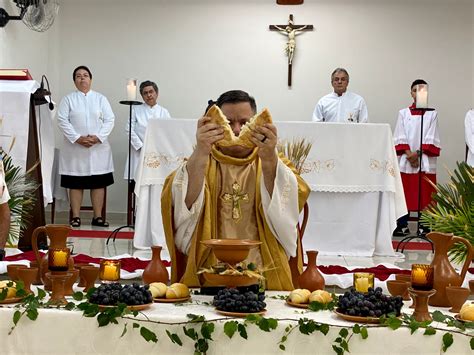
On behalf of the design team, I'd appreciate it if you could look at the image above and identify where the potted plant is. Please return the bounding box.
[420,161,474,263]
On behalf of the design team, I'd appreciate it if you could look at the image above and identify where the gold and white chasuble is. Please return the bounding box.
[161,147,310,290]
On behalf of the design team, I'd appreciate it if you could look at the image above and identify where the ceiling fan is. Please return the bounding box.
[0,0,59,32]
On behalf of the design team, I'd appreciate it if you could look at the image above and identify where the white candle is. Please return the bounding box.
[416,84,428,109]
[126,79,137,101]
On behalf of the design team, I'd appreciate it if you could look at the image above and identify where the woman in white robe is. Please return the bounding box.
[57,66,115,227]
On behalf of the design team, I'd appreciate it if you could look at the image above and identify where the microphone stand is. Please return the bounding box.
[396,108,435,253]
[106,100,142,244]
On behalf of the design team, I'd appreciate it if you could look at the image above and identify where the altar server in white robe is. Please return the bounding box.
[0,159,10,261]
[465,109,474,167]
[393,79,441,236]
[161,90,310,290]
[312,68,368,123]
[124,80,171,181]
[57,66,115,228]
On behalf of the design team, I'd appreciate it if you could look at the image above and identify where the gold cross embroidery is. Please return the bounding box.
[221,182,249,221]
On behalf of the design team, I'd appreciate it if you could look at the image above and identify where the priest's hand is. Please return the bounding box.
[251,123,278,196]
[195,116,224,157]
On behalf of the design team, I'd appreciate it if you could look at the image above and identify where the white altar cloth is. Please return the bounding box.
[0,291,472,355]
[134,120,407,256]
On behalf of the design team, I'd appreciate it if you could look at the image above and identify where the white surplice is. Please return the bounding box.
[393,108,440,174]
[171,158,300,258]
[57,90,115,176]
[124,103,170,180]
[312,91,368,123]
[465,110,474,167]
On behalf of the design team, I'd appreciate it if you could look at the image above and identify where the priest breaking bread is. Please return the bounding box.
[161,90,310,290]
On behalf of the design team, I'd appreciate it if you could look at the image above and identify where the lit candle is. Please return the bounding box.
[411,268,426,284]
[48,248,70,271]
[411,264,434,290]
[99,260,120,282]
[415,84,428,109]
[353,272,374,293]
[126,79,137,101]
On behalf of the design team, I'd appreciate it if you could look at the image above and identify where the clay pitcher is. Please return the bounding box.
[427,232,474,307]
[298,250,325,292]
[31,224,75,290]
[142,246,169,284]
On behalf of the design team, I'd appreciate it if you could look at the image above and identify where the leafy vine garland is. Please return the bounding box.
[1,286,474,355]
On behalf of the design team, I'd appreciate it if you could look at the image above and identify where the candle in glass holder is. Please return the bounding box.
[126,78,137,101]
[415,84,428,109]
[353,272,374,293]
[48,248,70,272]
[411,264,434,290]
[99,260,121,282]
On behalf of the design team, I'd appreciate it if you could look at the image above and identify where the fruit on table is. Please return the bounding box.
[337,287,403,317]
[0,280,17,299]
[288,288,311,304]
[149,282,167,298]
[213,286,266,313]
[459,302,474,321]
[165,283,189,299]
[309,290,333,304]
[88,283,153,306]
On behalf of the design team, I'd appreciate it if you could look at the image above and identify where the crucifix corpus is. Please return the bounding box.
[269,14,313,87]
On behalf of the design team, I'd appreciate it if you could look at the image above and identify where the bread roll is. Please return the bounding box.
[309,290,332,304]
[206,105,273,148]
[149,282,167,298]
[460,303,474,321]
[166,283,190,299]
[0,280,17,299]
[288,288,311,304]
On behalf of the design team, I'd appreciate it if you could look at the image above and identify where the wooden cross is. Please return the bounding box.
[269,14,313,86]
[221,182,249,221]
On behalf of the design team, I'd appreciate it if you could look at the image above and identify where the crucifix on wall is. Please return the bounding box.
[269,14,313,87]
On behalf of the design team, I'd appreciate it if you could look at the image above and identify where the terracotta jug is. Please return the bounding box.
[142,246,169,284]
[427,232,474,307]
[298,250,325,292]
[31,224,75,290]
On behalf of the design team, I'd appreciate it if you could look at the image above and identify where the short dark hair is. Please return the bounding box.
[331,68,349,81]
[73,66,92,80]
[139,80,159,95]
[215,90,257,113]
[411,79,427,90]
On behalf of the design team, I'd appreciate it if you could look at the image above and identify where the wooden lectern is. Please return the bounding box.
[0,69,47,250]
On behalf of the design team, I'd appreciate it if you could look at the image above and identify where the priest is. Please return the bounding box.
[312,68,368,123]
[161,90,310,290]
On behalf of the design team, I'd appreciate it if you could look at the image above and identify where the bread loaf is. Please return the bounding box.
[149,282,167,298]
[288,288,311,304]
[309,290,332,304]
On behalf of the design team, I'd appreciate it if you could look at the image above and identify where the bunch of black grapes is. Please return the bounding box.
[88,283,152,306]
[337,287,403,317]
[213,285,266,313]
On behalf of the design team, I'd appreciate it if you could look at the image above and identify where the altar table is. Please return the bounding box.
[0,291,471,354]
[134,120,407,257]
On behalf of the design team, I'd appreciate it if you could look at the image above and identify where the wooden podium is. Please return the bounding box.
[0,70,47,250]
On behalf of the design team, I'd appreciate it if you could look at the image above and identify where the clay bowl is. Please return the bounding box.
[387,280,410,301]
[74,263,91,287]
[17,267,39,294]
[29,261,43,285]
[201,239,262,265]
[446,286,470,313]
[395,273,411,283]
[6,264,27,281]
[63,269,80,296]
[81,266,99,292]
[201,272,259,287]
[469,280,474,295]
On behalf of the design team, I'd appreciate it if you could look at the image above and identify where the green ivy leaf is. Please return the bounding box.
[201,322,215,340]
[470,337,474,350]
[423,327,436,336]
[279,344,286,351]
[360,327,368,339]
[432,311,447,323]
[332,345,344,355]
[187,313,205,322]
[140,326,158,343]
[442,333,453,352]
[298,319,317,335]
[340,339,349,352]
[65,302,76,311]
[385,317,402,330]
[166,330,183,346]
[196,338,209,353]
[238,323,248,339]
[16,289,27,298]
[408,321,419,334]
[97,313,110,327]
[0,288,7,301]
[339,328,349,338]
[224,321,238,338]
[120,324,127,338]
[258,317,278,332]
[26,308,38,321]
[352,324,360,334]
[319,323,330,336]
[72,292,84,301]
[133,323,140,329]
[13,310,21,325]
[37,288,47,299]
[183,326,198,340]
[245,314,260,323]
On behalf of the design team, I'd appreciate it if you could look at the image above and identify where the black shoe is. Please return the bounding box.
[418,225,431,236]
[393,226,410,237]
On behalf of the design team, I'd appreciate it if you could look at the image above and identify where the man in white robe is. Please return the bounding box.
[0,159,10,260]
[124,80,171,180]
[465,109,474,167]
[161,90,310,290]
[312,68,368,123]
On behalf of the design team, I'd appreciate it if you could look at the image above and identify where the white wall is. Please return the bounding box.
[2,0,473,213]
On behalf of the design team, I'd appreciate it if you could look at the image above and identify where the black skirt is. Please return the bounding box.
[60,172,114,190]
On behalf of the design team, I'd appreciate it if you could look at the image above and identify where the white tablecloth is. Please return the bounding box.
[134,120,407,256]
[0,291,472,354]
